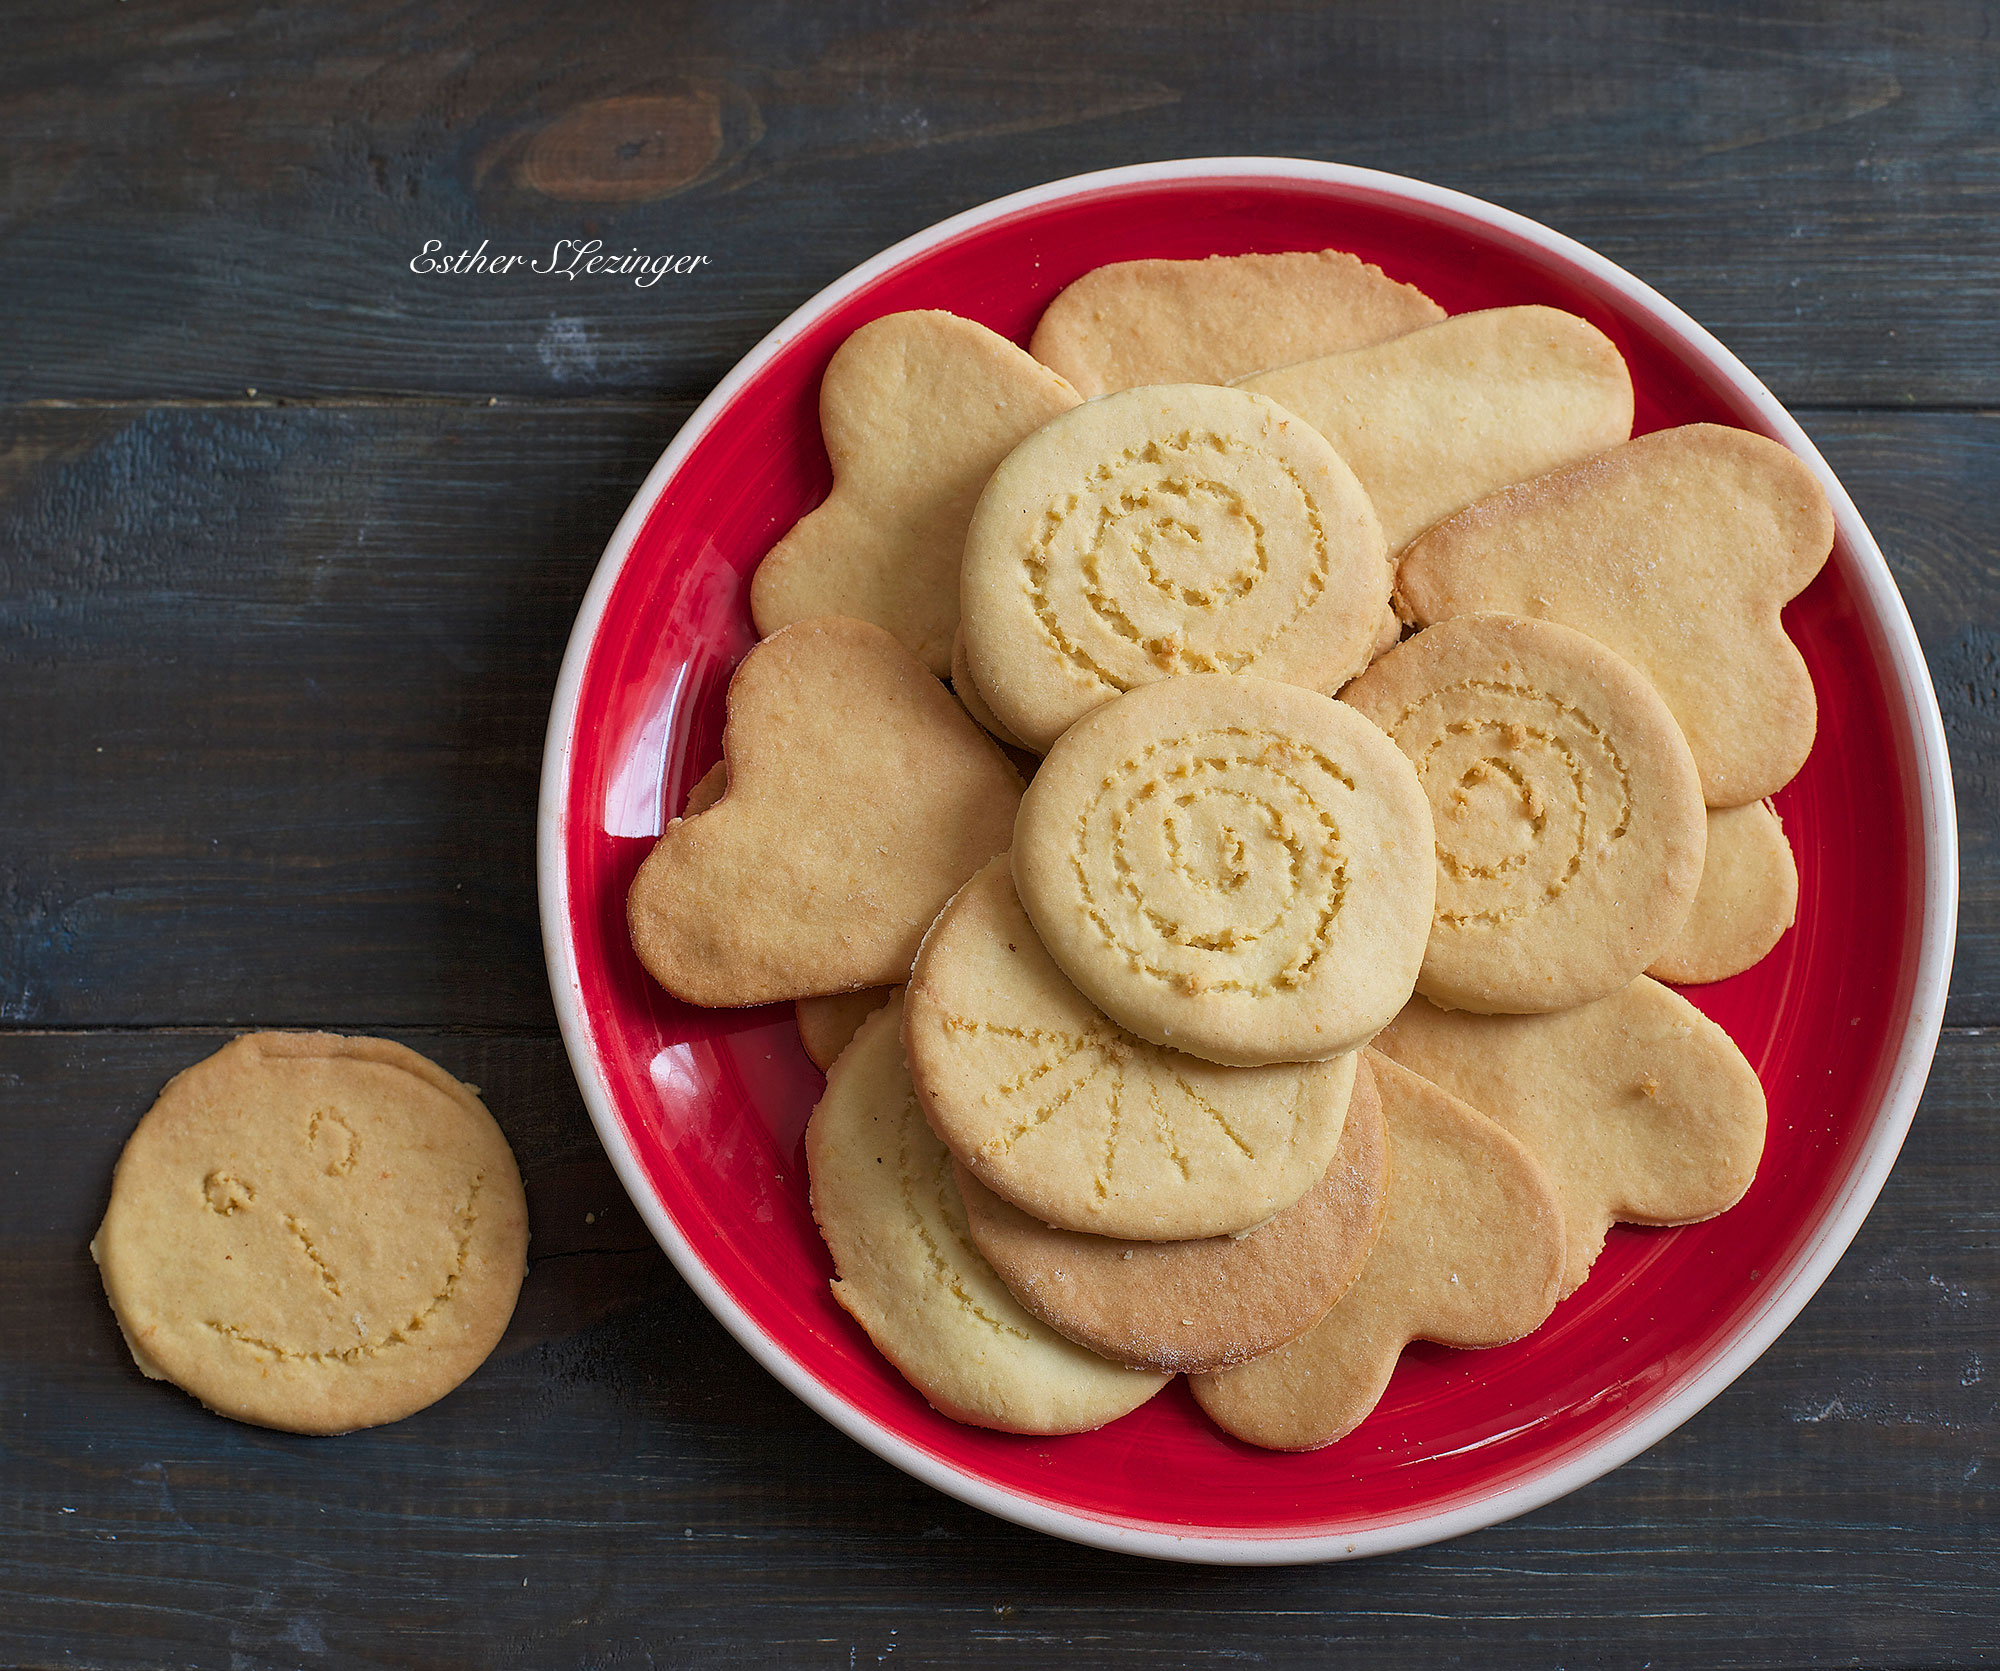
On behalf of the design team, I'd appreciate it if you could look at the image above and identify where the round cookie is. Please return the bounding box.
[90,1032,529,1435]
[955,1053,1388,1373]
[1011,674,1436,1067]
[1342,613,1707,1014]
[960,383,1390,752]
[806,997,1168,1433]
[905,856,1361,1239]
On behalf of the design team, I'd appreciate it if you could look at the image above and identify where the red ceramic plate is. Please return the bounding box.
[537,160,1957,1562]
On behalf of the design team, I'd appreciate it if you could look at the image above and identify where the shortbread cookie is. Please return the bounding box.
[1191,1051,1563,1451]
[950,623,1027,751]
[750,311,1081,674]
[1395,424,1836,806]
[956,1053,1387,1372]
[960,384,1390,752]
[628,617,1023,1007]
[1013,674,1434,1066]
[796,988,892,1072]
[1374,982,1767,1297]
[905,856,1360,1238]
[1239,306,1634,554]
[1029,250,1444,398]
[91,1033,529,1435]
[1648,800,1799,984]
[681,760,727,819]
[806,998,1168,1432]
[1342,613,1707,1014]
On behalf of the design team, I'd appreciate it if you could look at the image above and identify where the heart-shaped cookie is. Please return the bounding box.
[1239,305,1634,555]
[749,310,1081,676]
[1190,1050,1563,1451]
[1373,981,1768,1297]
[627,616,1023,1007]
[796,987,892,1073]
[1648,800,1799,985]
[1029,249,1444,397]
[1394,423,1835,807]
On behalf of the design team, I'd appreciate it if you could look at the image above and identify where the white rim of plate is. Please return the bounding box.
[536,157,1959,1565]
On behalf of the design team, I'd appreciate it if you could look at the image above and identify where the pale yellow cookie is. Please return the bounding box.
[91,1033,529,1435]
[1342,613,1707,1014]
[806,997,1168,1433]
[627,616,1023,1007]
[905,856,1360,1239]
[1029,250,1444,397]
[955,1053,1387,1372]
[960,384,1390,753]
[1395,424,1835,806]
[1239,305,1634,554]
[1374,982,1768,1297]
[950,622,1027,751]
[750,310,1081,674]
[796,988,892,1072]
[681,760,727,818]
[1648,800,1799,984]
[1013,675,1435,1066]
[1190,1050,1563,1451]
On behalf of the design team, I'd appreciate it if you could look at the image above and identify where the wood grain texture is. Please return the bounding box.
[0,0,1995,406]
[0,1026,1990,1668]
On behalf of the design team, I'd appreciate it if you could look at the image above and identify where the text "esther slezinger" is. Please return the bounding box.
[410,239,712,289]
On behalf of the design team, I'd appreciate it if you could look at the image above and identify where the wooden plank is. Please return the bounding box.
[1,405,1991,1032]
[0,1024,1990,1666]
[0,0,1994,407]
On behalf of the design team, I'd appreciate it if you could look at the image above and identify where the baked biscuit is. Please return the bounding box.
[1648,800,1798,984]
[950,623,1027,751]
[1013,675,1435,1066]
[1342,613,1707,1014]
[1029,250,1444,397]
[1190,1051,1563,1451]
[750,310,1081,674]
[627,617,1023,1007]
[91,1033,529,1435]
[955,1053,1387,1372]
[796,988,892,1072]
[1395,424,1835,806]
[807,998,1169,1432]
[904,857,1359,1239]
[1374,982,1768,1297]
[1239,305,1633,554]
[960,384,1389,752]
[681,760,727,818]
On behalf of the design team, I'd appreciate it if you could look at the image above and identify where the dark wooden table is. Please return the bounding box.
[3,3,1994,1665]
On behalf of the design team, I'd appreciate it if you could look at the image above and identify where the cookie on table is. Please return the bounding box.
[1395,423,1836,807]
[1190,1050,1563,1452]
[1029,249,1444,397]
[905,856,1361,1239]
[627,616,1023,1007]
[807,997,1169,1433]
[955,1052,1388,1373]
[750,310,1081,675]
[90,1033,529,1435]
[960,383,1390,753]
[1648,800,1799,984]
[796,987,892,1073]
[1239,305,1634,554]
[1342,613,1707,1014]
[1373,982,1767,1297]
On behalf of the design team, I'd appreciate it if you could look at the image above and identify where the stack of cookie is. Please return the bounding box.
[626,248,1831,1450]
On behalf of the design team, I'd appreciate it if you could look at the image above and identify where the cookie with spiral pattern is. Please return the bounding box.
[1011,674,1435,1067]
[960,384,1390,753]
[806,997,1168,1433]
[1343,613,1707,1014]
[905,856,1360,1239]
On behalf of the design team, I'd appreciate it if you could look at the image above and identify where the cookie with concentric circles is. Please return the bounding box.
[905,856,1359,1239]
[961,384,1390,752]
[1342,613,1707,1014]
[1011,674,1435,1067]
[954,1053,1387,1373]
[90,1032,529,1435]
